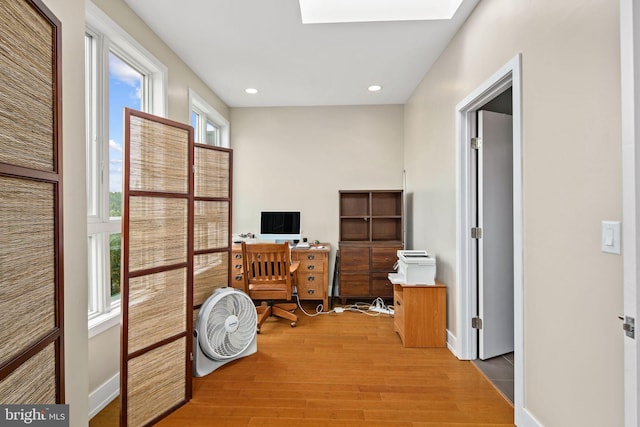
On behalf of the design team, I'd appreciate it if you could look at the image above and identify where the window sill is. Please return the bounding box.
[88,309,120,339]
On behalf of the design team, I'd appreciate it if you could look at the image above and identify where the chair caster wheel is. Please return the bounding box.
[290,322,296,328]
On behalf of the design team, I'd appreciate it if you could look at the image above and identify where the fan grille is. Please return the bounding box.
[198,289,257,360]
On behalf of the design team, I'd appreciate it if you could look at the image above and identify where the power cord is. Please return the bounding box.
[368,297,395,315]
[294,293,332,316]
[295,294,394,317]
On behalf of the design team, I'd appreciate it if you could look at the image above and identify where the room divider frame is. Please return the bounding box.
[0,0,64,405]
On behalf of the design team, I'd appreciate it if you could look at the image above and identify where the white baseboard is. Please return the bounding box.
[446,329,458,357]
[516,406,544,427]
[89,373,119,419]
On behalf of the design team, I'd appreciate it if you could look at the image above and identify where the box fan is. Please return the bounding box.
[193,287,258,377]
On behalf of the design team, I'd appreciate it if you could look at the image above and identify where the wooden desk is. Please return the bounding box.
[231,243,331,311]
[393,283,446,348]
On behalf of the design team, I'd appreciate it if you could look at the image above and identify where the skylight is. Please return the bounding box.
[299,0,464,24]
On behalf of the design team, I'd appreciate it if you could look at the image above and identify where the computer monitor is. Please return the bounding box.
[259,211,301,243]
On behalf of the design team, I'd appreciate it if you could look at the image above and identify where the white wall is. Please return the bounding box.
[39,0,89,425]
[404,0,623,425]
[230,105,404,292]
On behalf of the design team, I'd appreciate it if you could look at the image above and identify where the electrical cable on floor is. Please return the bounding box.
[294,293,331,316]
[295,294,393,317]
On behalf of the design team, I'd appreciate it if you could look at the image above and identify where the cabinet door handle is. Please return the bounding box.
[307,254,315,260]
[307,289,315,295]
[234,254,242,259]
[234,264,242,269]
[396,300,401,306]
[307,275,315,281]
[235,275,243,281]
[307,265,315,270]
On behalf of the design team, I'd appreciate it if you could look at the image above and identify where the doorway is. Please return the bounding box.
[470,90,515,402]
[455,54,531,425]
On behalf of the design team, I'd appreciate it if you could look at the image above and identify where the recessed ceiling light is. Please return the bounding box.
[299,0,464,24]
[368,85,382,92]
[245,88,259,94]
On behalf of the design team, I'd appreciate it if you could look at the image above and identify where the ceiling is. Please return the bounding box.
[123,0,479,108]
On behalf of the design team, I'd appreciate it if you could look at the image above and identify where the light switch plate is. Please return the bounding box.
[601,220,621,254]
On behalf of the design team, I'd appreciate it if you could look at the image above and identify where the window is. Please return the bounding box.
[86,3,167,333]
[190,89,230,147]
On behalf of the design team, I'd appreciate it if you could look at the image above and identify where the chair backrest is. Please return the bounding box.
[241,242,292,300]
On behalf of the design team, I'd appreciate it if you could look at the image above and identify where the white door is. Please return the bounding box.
[477,110,514,360]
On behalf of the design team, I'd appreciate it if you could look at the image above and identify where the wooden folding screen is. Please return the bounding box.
[0,0,63,404]
[193,144,232,322]
[121,109,193,426]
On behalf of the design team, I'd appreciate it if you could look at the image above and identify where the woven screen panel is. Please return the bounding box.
[129,115,189,194]
[0,0,54,172]
[127,337,186,427]
[194,147,229,199]
[129,196,188,272]
[0,342,56,403]
[194,200,229,251]
[127,268,187,355]
[193,252,228,306]
[0,177,55,367]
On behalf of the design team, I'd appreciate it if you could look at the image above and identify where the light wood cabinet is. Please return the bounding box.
[291,245,330,311]
[230,247,245,290]
[393,283,447,348]
[231,243,330,311]
[338,190,403,303]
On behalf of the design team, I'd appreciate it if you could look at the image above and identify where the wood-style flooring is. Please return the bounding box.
[90,303,514,426]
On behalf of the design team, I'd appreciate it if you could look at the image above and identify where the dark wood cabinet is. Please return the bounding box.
[338,190,403,303]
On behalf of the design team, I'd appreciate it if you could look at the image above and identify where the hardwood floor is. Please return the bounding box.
[90,303,514,426]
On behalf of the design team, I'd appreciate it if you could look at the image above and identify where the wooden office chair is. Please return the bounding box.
[241,242,299,332]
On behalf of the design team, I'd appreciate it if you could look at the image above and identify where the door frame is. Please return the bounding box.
[621,1,639,425]
[455,54,539,426]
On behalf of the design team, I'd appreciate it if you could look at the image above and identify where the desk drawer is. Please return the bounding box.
[393,285,404,334]
[298,260,324,272]
[297,276,324,299]
[232,260,243,272]
[298,271,325,286]
[298,252,324,261]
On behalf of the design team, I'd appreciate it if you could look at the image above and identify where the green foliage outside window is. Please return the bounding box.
[110,191,122,217]
[110,233,121,298]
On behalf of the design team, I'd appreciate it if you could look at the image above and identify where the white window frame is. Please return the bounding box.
[86,2,167,336]
[189,89,230,148]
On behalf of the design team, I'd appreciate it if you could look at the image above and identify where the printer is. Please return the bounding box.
[388,250,436,285]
